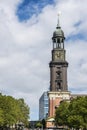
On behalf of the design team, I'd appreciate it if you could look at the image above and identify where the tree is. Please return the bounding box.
[0,95,20,126]
[55,96,87,130]
[67,115,84,129]
[0,108,4,126]
[68,96,87,129]
[17,98,29,126]
[0,94,30,129]
[55,101,69,127]
[35,121,42,128]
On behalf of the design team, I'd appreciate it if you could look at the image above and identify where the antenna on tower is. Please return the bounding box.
[57,11,61,28]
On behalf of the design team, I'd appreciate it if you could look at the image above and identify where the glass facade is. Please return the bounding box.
[39,92,49,120]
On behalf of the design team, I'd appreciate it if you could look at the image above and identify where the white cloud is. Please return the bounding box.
[66,40,87,92]
[0,0,87,120]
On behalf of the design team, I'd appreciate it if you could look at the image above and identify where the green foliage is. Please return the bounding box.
[55,101,69,126]
[0,108,4,126]
[67,115,84,129]
[68,97,87,129]
[17,98,29,126]
[55,96,87,129]
[35,121,42,128]
[0,94,30,128]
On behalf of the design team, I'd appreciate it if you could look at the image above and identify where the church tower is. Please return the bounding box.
[50,15,68,92]
[47,14,71,122]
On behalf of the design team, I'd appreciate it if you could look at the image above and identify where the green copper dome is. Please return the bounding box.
[52,13,65,49]
[53,26,65,38]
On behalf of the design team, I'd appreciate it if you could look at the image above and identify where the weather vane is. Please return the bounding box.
[57,11,61,27]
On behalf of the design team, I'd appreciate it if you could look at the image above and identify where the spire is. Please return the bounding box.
[57,11,61,28]
[52,12,65,49]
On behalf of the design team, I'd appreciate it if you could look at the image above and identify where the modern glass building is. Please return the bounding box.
[39,92,49,120]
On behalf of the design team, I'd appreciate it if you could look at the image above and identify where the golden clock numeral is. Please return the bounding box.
[61,53,64,60]
[56,52,60,57]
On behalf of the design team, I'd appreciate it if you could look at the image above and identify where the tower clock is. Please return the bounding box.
[53,49,65,61]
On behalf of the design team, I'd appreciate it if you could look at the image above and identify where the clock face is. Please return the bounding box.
[54,51,64,61]
[55,52,60,59]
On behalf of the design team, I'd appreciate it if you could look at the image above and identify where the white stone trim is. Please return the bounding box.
[48,91,71,100]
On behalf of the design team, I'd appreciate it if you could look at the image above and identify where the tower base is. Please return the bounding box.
[46,91,71,128]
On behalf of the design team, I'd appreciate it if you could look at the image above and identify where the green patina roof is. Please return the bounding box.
[53,26,64,38]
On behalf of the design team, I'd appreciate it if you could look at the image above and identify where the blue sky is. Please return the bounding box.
[0,0,87,121]
[17,0,54,21]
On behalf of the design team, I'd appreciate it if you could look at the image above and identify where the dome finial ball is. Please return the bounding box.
[58,11,61,16]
